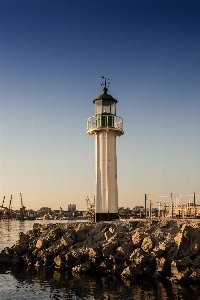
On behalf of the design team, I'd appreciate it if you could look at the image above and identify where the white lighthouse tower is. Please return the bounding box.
[87,77,124,222]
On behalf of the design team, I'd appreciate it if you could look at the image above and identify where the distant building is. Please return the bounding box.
[27,210,36,220]
[68,204,76,212]
[39,207,52,213]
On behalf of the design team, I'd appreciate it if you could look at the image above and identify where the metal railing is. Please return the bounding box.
[87,115,123,132]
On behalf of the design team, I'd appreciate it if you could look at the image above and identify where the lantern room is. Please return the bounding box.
[93,87,117,116]
[93,84,118,128]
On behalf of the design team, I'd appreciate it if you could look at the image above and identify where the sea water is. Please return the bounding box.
[0,220,200,300]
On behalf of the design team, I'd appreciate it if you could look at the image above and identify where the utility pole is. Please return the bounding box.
[149,199,153,218]
[171,193,173,218]
[144,194,148,219]
[194,192,196,219]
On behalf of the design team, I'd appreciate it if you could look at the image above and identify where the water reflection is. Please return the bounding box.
[0,220,13,247]
[0,266,199,300]
[18,220,26,233]
[3,220,12,231]
[0,219,88,252]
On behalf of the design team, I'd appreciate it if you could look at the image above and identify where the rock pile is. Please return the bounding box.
[1,219,200,283]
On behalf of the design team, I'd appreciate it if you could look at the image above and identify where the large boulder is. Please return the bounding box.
[141,235,155,253]
[36,238,49,250]
[54,255,66,269]
[0,253,13,265]
[76,229,88,242]
[65,247,89,268]
[158,238,174,252]
[175,224,200,259]
[18,232,29,246]
[72,262,91,273]
[130,248,149,268]
[154,257,171,278]
[104,230,114,241]
[102,241,118,259]
[88,247,102,266]
[170,257,200,282]
[115,241,134,261]
[132,231,145,248]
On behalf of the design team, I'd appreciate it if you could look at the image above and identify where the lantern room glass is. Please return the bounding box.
[95,100,116,115]
[111,102,116,115]
[95,100,102,115]
[102,101,110,114]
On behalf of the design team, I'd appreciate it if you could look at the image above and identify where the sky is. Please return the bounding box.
[0,0,200,211]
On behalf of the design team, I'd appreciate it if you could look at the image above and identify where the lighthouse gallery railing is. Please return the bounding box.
[87,115,123,132]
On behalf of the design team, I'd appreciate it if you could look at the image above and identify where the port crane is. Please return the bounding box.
[19,193,26,220]
[1,196,5,210]
[0,196,5,218]
[20,193,23,207]
[86,196,95,219]
[8,195,12,212]
[3,195,12,219]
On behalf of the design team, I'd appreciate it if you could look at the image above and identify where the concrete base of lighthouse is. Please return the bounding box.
[95,213,119,222]
[94,130,119,222]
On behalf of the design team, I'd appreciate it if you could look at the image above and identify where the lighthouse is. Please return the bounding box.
[87,77,124,222]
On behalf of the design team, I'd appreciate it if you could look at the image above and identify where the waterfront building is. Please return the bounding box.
[87,77,124,221]
[39,207,52,213]
[68,204,76,212]
[27,210,36,220]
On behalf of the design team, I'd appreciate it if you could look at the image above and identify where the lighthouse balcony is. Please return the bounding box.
[87,115,124,136]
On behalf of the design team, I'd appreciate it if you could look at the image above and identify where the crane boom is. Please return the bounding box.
[9,195,12,210]
[1,196,5,210]
[20,193,23,207]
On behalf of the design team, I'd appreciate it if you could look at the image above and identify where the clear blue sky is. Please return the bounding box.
[0,0,200,211]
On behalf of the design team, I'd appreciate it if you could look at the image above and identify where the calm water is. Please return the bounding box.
[0,219,83,252]
[1,220,200,300]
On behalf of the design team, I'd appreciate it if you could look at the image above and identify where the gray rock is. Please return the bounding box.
[190,255,200,268]
[132,231,145,248]
[36,238,48,250]
[61,234,74,247]
[170,257,200,282]
[104,231,114,241]
[0,253,12,265]
[130,248,149,267]
[175,224,200,259]
[54,255,66,268]
[141,235,155,253]
[72,262,91,273]
[155,257,170,274]
[116,241,134,261]
[102,241,117,259]
[158,239,174,252]
[76,229,88,242]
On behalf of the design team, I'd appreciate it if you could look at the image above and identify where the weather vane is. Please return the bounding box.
[101,76,110,89]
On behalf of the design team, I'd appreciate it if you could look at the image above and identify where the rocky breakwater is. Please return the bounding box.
[1,219,200,283]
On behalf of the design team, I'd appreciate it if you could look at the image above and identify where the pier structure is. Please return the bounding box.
[87,77,124,221]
